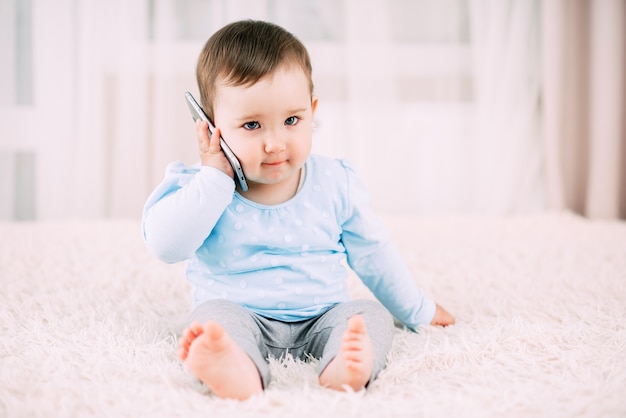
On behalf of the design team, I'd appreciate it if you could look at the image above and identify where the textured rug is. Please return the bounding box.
[1,212,625,417]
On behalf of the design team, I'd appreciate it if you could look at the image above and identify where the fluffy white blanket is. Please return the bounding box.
[1,213,625,417]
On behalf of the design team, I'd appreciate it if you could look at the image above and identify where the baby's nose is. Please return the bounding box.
[264,131,288,153]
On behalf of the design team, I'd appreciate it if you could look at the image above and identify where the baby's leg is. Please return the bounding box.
[179,320,262,400]
[314,300,394,392]
[180,299,269,400]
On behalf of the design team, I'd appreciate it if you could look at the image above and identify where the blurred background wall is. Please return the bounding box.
[1,0,624,221]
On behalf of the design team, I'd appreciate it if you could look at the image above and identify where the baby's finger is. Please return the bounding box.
[208,127,223,154]
[196,119,211,153]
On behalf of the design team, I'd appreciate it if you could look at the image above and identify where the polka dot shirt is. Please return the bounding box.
[143,155,436,329]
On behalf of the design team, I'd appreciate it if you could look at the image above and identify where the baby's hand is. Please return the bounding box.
[430,304,455,327]
[196,120,234,177]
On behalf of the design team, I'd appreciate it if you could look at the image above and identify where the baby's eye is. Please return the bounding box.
[243,121,260,130]
[285,116,299,126]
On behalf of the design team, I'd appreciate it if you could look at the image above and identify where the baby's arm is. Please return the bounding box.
[339,159,455,330]
[142,121,237,263]
[351,245,456,330]
[142,167,233,263]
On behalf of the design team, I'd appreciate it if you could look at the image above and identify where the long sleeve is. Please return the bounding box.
[142,161,235,263]
[338,160,436,330]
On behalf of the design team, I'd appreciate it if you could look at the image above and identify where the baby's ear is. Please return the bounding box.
[311,96,319,114]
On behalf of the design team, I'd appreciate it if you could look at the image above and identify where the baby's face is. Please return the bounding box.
[213,65,317,192]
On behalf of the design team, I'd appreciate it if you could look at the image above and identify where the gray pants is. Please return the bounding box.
[188,299,394,389]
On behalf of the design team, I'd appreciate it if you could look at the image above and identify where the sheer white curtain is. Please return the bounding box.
[467,0,542,214]
[1,0,544,220]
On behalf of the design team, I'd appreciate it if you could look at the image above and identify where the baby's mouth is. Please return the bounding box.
[264,160,286,166]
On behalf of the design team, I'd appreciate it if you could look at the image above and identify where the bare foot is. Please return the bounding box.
[178,321,263,400]
[319,315,374,391]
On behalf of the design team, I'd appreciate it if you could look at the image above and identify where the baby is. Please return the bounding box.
[142,20,455,400]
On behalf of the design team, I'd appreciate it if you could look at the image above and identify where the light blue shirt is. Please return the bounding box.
[142,154,436,330]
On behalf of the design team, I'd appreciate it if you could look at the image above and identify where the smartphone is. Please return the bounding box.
[184,91,248,192]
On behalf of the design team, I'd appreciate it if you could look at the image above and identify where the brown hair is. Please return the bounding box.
[196,20,314,121]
